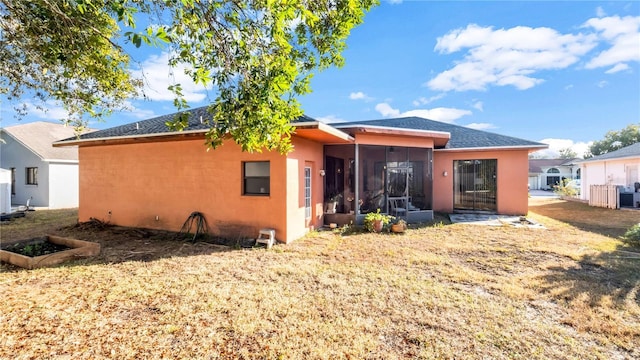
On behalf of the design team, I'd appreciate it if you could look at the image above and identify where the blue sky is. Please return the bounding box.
[2,1,639,158]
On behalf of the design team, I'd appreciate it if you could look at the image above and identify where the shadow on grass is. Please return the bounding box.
[529,199,638,238]
[540,240,640,308]
[530,199,640,307]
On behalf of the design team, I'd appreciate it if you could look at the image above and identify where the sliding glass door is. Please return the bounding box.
[453,159,497,212]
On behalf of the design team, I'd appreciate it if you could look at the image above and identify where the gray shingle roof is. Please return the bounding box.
[56,108,546,152]
[58,105,318,142]
[1,121,83,161]
[334,117,546,149]
[580,142,640,162]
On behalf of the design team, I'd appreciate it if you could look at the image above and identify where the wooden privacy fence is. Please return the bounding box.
[589,185,619,209]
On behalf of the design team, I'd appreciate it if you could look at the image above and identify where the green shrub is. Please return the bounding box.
[553,179,579,197]
[623,223,640,244]
[363,209,394,232]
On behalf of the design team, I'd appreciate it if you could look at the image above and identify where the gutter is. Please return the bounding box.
[334,124,451,139]
[294,121,355,142]
[435,144,548,152]
[53,128,208,147]
[54,121,356,147]
[42,159,79,164]
[577,154,640,163]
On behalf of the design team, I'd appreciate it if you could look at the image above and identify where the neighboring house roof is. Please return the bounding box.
[578,142,640,163]
[1,121,82,162]
[528,158,580,173]
[334,117,546,150]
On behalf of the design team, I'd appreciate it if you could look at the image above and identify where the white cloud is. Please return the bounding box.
[18,100,69,120]
[583,15,640,71]
[375,102,471,123]
[349,91,373,101]
[412,93,445,106]
[596,7,607,18]
[374,103,401,117]
[605,63,630,73]
[534,138,592,158]
[472,101,484,111]
[564,84,574,90]
[132,52,209,103]
[597,80,608,88]
[388,0,403,4]
[402,108,472,123]
[465,122,495,130]
[119,101,157,120]
[315,115,346,124]
[427,24,598,92]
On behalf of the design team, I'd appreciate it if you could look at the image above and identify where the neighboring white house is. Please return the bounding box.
[578,142,640,203]
[528,158,581,190]
[0,121,84,209]
[0,168,11,214]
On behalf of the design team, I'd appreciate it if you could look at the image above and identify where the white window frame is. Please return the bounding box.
[304,167,311,219]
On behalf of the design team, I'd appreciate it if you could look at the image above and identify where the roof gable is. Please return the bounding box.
[1,121,81,161]
[334,117,546,150]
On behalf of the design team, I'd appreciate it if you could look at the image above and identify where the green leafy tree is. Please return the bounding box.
[0,0,140,134]
[0,0,377,152]
[558,147,577,159]
[586,123,640,158]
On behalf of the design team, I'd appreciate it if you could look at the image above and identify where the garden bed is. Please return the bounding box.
[0,235,100,269]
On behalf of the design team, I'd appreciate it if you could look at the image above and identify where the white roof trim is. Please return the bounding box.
[293,121,355,142]
[42,159,79,164]
[577,154,640,163]
[317,122,354,141]
[53,129,208,146]
[56,122,356,146]
[335,123,451,138]
[435,144,548,152]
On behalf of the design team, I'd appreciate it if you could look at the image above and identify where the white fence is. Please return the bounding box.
[589,185,619,209]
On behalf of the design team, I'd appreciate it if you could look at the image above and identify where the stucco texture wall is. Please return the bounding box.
[78,138,295,242]
[285,137,325,241]
[355,133,435,148]
[433,149,530,215]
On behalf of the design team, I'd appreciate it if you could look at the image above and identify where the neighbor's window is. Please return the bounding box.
[243,161,270,195]
[26,167,38,185]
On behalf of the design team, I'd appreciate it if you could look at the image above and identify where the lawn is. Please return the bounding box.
[1,199,638,359]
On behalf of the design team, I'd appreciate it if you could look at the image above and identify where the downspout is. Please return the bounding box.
[354,143,360,220]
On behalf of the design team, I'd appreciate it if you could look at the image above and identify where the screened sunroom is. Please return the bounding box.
[323,144,434,226]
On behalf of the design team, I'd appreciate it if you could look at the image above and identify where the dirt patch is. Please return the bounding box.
[1,237,71,257]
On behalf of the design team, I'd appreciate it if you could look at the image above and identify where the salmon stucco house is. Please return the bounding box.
[54,107,547,243]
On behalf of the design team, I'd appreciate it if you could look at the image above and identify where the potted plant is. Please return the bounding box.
[391,219,407,233]
[363,209,394,233]
[324,192,342,214]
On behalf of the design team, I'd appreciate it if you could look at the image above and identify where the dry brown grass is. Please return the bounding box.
[1,200,639,359]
